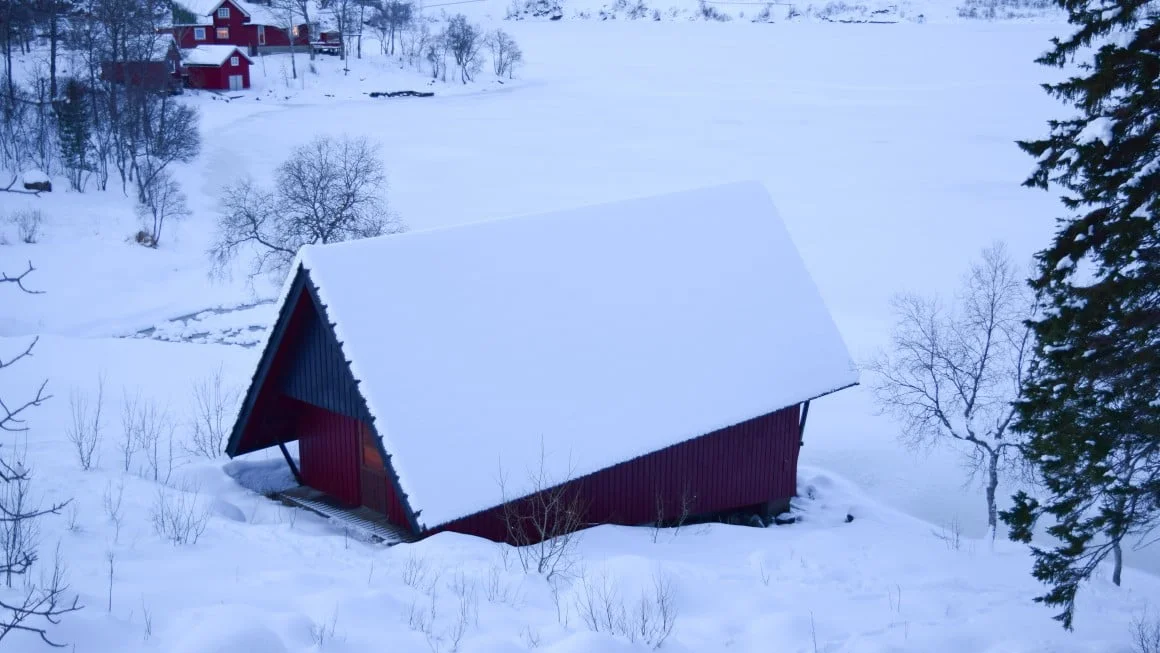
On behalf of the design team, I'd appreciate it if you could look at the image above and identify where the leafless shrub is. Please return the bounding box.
[118,389,141,472]
[405,596,433,634]
[127,399,175,484]
[401,20,434,68]
[280,504,300,529]
[486,29,522,79]
[498,443,586,581]
[932,518,964,551]
[549,577,567,625]
[134,167,189,249]
[9,210,44,244]
[310,608,343,647]
[651,484,695,542]
[65,378,105,471]
[141,596,153,640]
[187,366,239,459]
[103,480,125,544]
[574,568,677,649]
[402,553,429,588]
[212,135,405,279]
[64,504,81,534]
[758,562,771,586]
[425,32,448,81]
[522,625,542,648]
[447,571,477,651]
[1132,609,1160,653]
[867,243,1035,539]
[151,481,210,545]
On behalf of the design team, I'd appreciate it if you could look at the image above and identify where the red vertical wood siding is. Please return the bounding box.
[433,404,802,543]
[296,400,361,506]
[183,55,249,90]
[359,426,412,526]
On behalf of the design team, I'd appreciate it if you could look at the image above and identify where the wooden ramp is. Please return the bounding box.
[278,486,412,545]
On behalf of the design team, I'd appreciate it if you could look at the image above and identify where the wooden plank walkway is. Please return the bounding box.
[278,486,412,545]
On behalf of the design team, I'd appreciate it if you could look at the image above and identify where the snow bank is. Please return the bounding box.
[298,181,856,527]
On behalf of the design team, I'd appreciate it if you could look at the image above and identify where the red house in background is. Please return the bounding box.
[181,45,253,90]
[166,0,336,56]
[100,36,182,91]
[225,183,857,544]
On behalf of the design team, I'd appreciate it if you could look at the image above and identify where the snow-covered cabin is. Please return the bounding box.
[225,182,857,543]
[181,45,253,90]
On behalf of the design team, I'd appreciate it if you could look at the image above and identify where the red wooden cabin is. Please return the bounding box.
[181,45,252,90]
[100,36,182,91]
[225,182,857,544]
[166,0,331,55]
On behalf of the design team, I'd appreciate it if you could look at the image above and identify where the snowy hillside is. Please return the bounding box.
[2,12,1158,653]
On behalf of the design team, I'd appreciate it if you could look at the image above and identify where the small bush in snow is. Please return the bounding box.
[626,0,649,18]
[134,167,190,249]
[186,366,240,459]
[122,397,176,483]
[498,444,585,581]
[1133,610,1160,653]
[574,568,678,649]
[9,209,44,244]
[65,378,105,471]
[151,482,210,545]
[697,0,731,20]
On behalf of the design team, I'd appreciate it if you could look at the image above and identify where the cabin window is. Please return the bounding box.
[216,27,229,40]
[217,6,230,18]
[291,25,299,37]
[193,27,206,40]
[257,24,266,45]
[230,55,239,66]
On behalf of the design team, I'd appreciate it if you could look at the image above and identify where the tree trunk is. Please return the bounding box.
[1112,540,1122,586]
[356,4,364,58]
[288,29,298,79]
[985,450,1000,541]
[303,4,316,60]
[49,7,59,99]
[3,20,14,124]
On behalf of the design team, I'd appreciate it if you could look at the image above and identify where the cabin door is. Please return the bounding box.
[359,424,391,515]
[228,74,243,91]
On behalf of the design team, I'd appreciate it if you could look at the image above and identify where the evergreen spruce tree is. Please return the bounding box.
[999,0,1160,631]
[54,78,92,191]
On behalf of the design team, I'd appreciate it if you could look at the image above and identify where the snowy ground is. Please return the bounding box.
[2,18,1158,653]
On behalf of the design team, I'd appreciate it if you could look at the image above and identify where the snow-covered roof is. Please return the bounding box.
[294,181,857,528]
[175,0,316,26]
[181,45,252,66]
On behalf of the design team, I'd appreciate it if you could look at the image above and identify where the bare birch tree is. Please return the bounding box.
[867,243,1035,539]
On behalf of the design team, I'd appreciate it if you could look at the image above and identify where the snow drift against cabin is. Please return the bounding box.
[281,181,856,527]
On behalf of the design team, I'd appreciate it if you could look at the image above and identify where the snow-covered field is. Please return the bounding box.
[2,17,1157,652]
